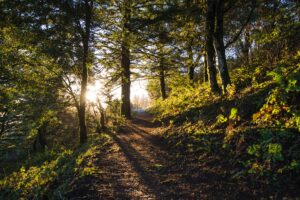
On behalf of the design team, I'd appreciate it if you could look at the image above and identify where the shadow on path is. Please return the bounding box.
[81,113,232,200]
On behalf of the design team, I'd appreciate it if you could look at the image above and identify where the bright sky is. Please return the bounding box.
[86,80,102,104]
[86,79,149,106]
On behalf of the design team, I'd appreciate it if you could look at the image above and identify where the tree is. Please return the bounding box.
[76,0,93,144]
[205,0,220,93]
[63,0,100,143]
[120,0,132,118]
[213,0,231,93]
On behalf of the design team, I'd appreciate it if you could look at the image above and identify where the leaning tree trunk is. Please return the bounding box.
[205,0,220,93]
[78,0,92,144]
[213,0,231,93]
[120,0,131,119]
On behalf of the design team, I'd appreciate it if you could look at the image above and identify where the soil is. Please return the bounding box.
[67,113,244,200]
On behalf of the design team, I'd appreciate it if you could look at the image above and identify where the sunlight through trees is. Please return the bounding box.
[1,0,300,199]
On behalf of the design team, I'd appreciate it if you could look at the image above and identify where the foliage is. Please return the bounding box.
[0,134,110,199]
[1,0,300,198]
[253,52,300,130]
[216,114,228,126]
[148,74,217,120]
[149,36,300,197]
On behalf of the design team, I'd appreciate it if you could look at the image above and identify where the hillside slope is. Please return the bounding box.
[149,52,300,198]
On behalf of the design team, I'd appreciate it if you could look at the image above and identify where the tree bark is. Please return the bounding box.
[213,0,231,93]
[205,0,220,93]
[159,59,167,99]
[121,65,131,118]
[33,121,48,152]
[204,54,208,82]
[100,109,106,130]
[79,0,92,144]
[187,45,194,81]
[120,0,131,119]
[243,28,251,65]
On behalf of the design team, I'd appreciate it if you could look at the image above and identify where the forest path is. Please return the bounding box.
[69,113,229,200]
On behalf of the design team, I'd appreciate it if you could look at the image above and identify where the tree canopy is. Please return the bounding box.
[1,0,300,199]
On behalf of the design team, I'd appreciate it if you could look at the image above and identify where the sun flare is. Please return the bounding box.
[86,81,101,104]
[86,90,98,103]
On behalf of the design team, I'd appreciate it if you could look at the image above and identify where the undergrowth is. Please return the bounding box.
[149,51,300,198]
[0,133,111,200]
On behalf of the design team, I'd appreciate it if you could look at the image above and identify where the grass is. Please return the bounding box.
[149,52,300,198]
[0,133,111,200]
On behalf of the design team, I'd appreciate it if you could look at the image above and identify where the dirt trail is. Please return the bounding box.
[69,113,230,200]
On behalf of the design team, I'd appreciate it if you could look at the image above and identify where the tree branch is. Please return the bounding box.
[225,0,256,49]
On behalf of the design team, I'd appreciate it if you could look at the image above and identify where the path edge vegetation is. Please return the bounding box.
[1,0,300,199]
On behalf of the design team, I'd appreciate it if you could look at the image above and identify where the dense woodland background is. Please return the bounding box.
[0,0,300,199]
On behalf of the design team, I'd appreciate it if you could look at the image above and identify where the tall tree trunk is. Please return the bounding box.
[159,59,167,99]
[79,0,92,144]
[204,53,208,82]
[120,0,131,118]
[213,0,231,93]
[186,0,194,82]
[242,28,250,65]
[205,0,220,93]
[100,109,106,130]
[121,64,131,118]
[188,45,195,81]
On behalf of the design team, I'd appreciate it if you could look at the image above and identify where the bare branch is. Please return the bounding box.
[225,0,256,49]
